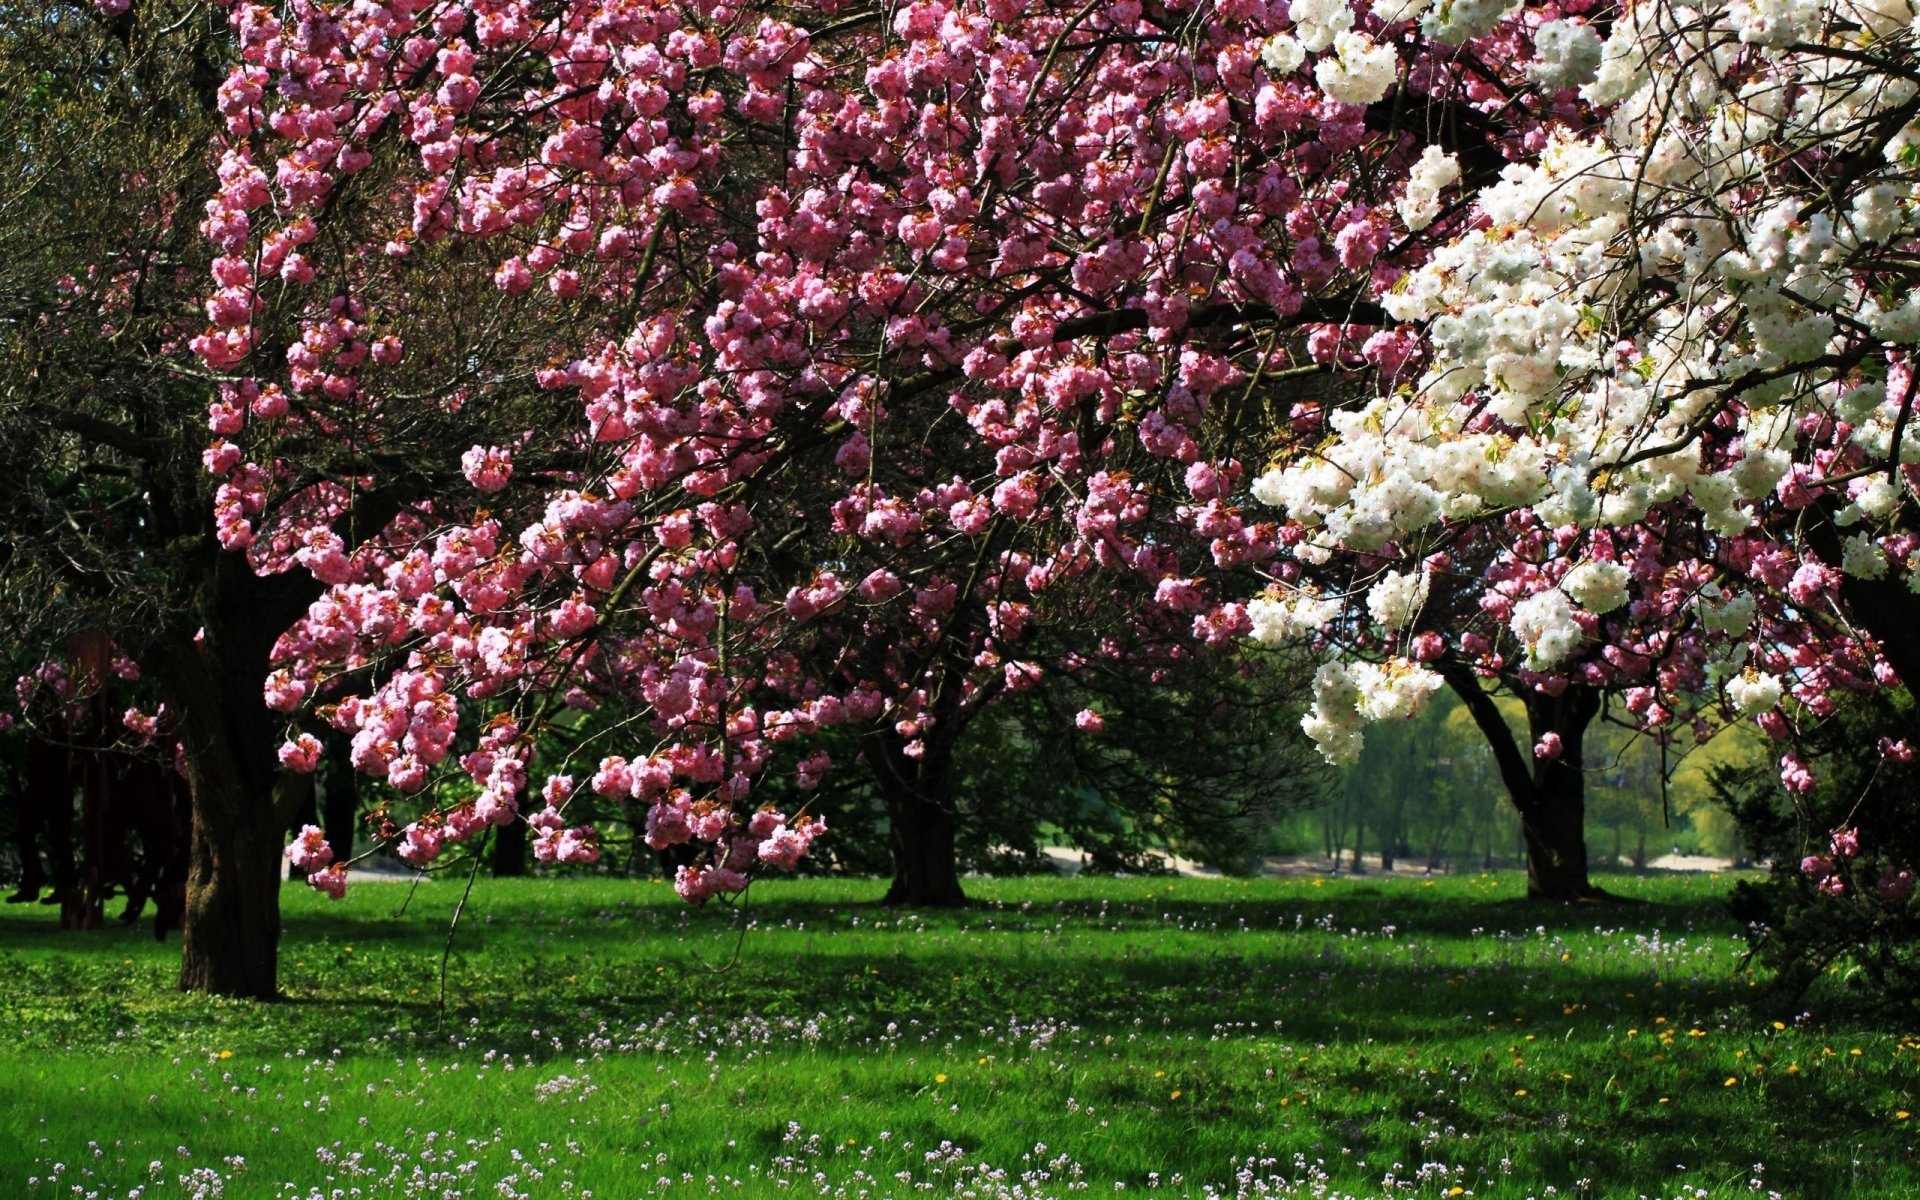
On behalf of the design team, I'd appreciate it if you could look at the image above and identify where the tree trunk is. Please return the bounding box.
[1442,668,1605,901]
[491,817,528,877]
[863,730,966,907]
[1517,773,1593,899]
[319,731,359,869]
[144,555,321,999]
[177,768,308,997]
[1517,686,1601,899]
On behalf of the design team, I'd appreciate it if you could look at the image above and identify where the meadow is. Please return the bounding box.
[0,872,1913,1200]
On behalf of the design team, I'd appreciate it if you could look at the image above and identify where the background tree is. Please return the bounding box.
[0,0,335,996]
[1717,691,1919,1014]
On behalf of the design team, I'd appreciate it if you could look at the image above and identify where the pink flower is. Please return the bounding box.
[307,863,349,900]
[646,796,693,848]
[1779,752,1816,795]
[1533,732,1563,761]
[1831,826,1861,858]
[396,823,444,869]
[278,733,322,774]
[462,446,513,492]
[1074,709,1106,734]
[674,863,715,904]
[286,825,333,872]
[795,750,832,789]
[688,802,730,842]
[592,756,633,798]
[555,826,600,865]
[1800,854,1834,882]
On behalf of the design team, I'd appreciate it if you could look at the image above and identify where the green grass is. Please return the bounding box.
[0,871,1914,1200]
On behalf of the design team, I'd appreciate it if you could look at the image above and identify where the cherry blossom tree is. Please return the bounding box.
[1247,0,1920,900]
[196,0,1520,905]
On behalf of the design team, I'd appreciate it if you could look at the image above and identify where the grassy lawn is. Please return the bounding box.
[0,871,1913,1199]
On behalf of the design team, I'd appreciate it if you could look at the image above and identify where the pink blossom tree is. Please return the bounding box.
[196,0,1517,908]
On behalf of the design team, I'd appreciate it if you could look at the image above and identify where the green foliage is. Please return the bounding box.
[1272,689,1770,873]
[1716,692,1920,1015]
[0,874,1915,1198]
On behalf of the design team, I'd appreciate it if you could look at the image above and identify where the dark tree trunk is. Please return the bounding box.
[1518,686,1601,900]
[863,730,966,907]
[145,554,320,1000]
[319,731,359,869]
[1443,668,1605,901]
[176,767,309,997]
[491,817,528,877]
[1805,507,1920,690]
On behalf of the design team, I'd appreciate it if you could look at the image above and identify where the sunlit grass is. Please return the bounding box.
[0,872,1913,1199]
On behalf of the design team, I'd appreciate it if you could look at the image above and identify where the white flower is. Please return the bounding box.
[1247,592,1341,644]
[1397,146,1461,230]
[1369,0,1433,22]
[1365,568,1430,630]
[1301,661,1368,764]
[1349,658,1445,721]
[1510,588,1584,668]
[1727,670,1783,716]
[1528,20,1603,88]
[1289,0,1356,53]
[1314,32,1398,106]
[1420,0,1520,44]
[1259,33,1305,75]
[1727,0,1821,45]
[1562,560,1631,614]
[1698,591,1758,634]
[1841,532,1889,579]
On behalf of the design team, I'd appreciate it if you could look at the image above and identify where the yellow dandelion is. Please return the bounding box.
[216,1050,233,1060]
[1514,1089,1528,1097]
[1724,1077,1739,1087]
[1658,1097,1670,1105]
[934,1073,947,1084]
[1898,1111,1912,1121]
[1771,1021,1787,1030]
[1170,1089,1182,1100]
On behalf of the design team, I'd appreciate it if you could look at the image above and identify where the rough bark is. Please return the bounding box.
[145,554,319,999]
[863,730,967,907]
[1443,668,1606,901]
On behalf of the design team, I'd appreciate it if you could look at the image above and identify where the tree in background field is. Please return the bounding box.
[0,0,365,996]
[1718,692,1919,1014]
